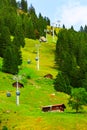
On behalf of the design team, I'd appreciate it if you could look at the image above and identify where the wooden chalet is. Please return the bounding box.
[42,104,66,112]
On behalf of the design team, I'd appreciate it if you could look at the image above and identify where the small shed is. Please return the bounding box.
[12,82,24,88]
[42,104,66,112]
[44,74,53,79]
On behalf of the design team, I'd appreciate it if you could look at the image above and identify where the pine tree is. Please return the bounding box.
[71,25,74,30]
[14,24,25,48]
[84,25,87,33]
[22,15,34,39]
[10,0,17,8]
[21,0,28,12]
[1,26,19,74]
[12,37,22,66]
[62,24,66,29]
[28,4,38,30]
[79,26,84,32]
[2,44,18,74]
[0,16,4,33]
[4,10,17,35]
[38,13,47,36]
[2,29,23,74]
[1,23,25,74]
[0,26,11,57]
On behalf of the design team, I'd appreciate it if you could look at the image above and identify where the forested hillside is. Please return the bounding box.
[0,0,50,74]
[55,28,87,94]
[0,0,87,129]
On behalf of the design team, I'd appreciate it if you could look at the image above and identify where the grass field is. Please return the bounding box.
[0,35,87,130]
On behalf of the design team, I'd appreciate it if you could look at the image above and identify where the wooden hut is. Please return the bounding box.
[42,104,66,112]
[12,82,24,88]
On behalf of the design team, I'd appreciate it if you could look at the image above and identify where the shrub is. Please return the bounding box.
[68,88,87,113]
[19,67,38,79]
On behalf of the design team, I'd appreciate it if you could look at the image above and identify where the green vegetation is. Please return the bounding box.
[68,88,87,113]
[55,29,87,94]
[0,0,50,74]
[0,1,87,130]
[0,37,87,130]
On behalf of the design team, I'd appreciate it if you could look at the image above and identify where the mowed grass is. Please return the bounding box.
[0,35,87,130]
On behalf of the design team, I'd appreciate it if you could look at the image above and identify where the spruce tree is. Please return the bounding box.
[14,24,25,48]
[38,13,47,36]
[12,37,22,66]
[79,26,84,32]
[28,4,39,39]
[10,0,17,8]
[21,0,28,12]
[2,45,18,74]
[2,27,24,74]
[84,25,87,33]
[22,15,34,38]
[2,23,25,74]
[0,26,11,57]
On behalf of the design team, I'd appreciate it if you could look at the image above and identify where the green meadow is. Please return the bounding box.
[0,35,87,130]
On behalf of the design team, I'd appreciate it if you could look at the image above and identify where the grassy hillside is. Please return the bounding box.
[22,35,57,77]
[0,35,87,130]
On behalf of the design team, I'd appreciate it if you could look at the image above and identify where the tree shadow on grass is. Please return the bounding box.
[66,111,87,114]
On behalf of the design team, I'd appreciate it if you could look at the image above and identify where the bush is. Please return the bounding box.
[68,87,87,113]
[19,67,39,79]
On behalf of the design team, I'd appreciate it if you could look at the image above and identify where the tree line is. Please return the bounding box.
[54,28,87,112]
[0,0,50,74]
[55,28,87,93]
